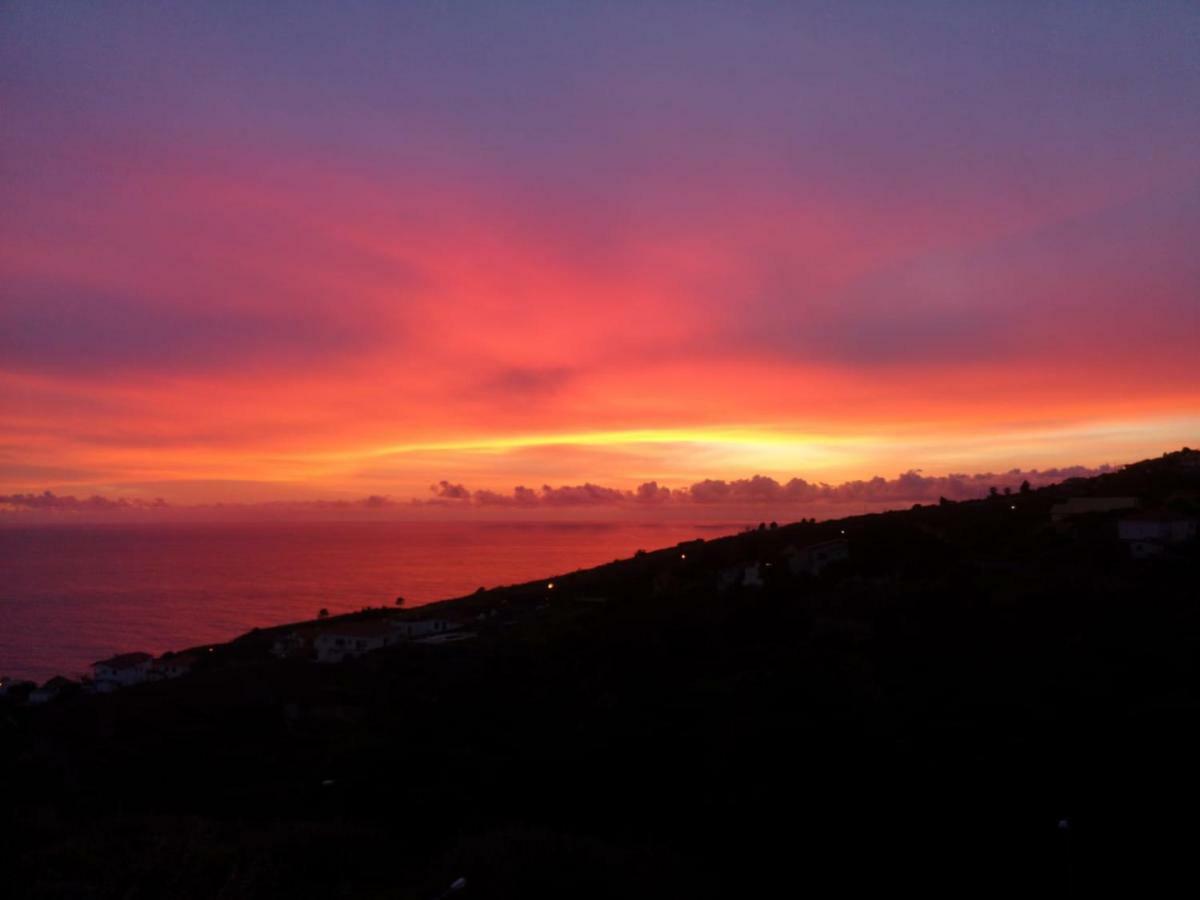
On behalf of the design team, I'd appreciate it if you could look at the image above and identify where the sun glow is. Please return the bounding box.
[2,4,1197,507]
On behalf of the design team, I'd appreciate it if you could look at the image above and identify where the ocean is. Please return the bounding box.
[0,520,740,682]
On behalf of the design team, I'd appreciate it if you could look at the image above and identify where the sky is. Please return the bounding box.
[2,2,1198,516]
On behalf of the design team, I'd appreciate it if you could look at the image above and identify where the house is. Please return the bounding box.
[1050,497,1138,523]
[392,619,459,640]
[29,676,78,705]
[1118,511,1198,558]
[314,620,405,663]
[784,539,850,576]
[717,564,764,590]
[271,630,309,659]
[92,652,153,691]
[149,650,202,680]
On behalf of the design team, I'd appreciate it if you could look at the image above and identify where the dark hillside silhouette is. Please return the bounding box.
[2,449,1199,898]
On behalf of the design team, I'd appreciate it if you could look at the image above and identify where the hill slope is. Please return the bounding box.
[2,449,1199,898]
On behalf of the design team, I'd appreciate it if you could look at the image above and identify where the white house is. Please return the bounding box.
[392,619,459,640]
[718,564,765,590]
[784,539,850,576]
[1118,513,1197,544]
[271,630,309,659]
[92,652,154,691]
[315,620,405,663]
[1118,512,1198,558]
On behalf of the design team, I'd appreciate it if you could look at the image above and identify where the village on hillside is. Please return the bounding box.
[3,449,1197,707]
[3,449,1200,897]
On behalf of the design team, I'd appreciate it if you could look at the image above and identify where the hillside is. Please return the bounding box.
[2,449,1199,898]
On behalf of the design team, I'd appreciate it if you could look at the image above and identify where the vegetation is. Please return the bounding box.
[2,449,1198,898]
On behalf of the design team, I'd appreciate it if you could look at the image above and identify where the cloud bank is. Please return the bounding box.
[0,464,1116,519]
[422,466,1113,509]
[0,492,170,512]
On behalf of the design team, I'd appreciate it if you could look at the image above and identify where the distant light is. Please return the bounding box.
[1011,505,1017,510]
[680,553,687,559]
[547,582,555,590]
[840,530,846,535]
[208,647,214,653]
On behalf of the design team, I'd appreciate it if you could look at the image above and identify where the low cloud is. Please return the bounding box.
[416,465,1115,509]
[431,480,471,500]
[0,491,169,511]
[636,481,672,504]
[0,491,398,514]
[2,464,1116,518]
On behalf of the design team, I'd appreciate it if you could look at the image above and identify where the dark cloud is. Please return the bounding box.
[687,479,732,503]
[469,486,541,507]
[635,481,671,503]
[431,480,471,500]
[416,465,1115,508]
[477,367,576,398]
[0,491,168,511]
[0,491,399,514]
[0,285,384,376]
[539,483,627,506]
[2,464,1117,517]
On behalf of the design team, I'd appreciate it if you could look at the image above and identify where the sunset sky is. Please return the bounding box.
[2,2,1198,512]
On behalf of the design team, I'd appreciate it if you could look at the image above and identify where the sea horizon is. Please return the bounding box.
[1,519,761,683]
